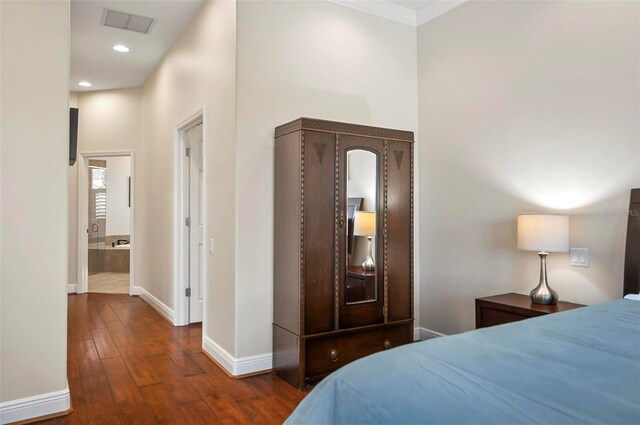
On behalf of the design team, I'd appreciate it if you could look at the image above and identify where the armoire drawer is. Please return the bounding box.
[305,323,412,379]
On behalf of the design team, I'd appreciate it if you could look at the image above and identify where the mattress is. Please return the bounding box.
[286,299,640,424]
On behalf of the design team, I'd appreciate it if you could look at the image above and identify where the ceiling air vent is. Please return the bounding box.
[103,9,154,34]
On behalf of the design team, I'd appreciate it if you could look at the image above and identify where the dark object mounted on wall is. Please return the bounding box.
[69,107,79,165]
[623,188,639,296]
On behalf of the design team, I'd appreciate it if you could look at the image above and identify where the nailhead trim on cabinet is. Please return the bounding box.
[299,131,305,334]
[334,135,340,331]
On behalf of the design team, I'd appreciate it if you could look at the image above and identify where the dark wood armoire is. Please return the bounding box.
[273,118,414,389]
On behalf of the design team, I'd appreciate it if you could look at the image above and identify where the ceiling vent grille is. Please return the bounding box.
[103,9,154,34]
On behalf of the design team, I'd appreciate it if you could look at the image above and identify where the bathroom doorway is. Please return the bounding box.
[87,156,131,293]
[77,151,135,294]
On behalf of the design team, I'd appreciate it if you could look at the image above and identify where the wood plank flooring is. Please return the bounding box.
[35,293,305,424]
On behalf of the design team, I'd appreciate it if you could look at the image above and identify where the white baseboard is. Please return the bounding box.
[133,286,175,324]
[67,283,78,293]
[200,329,440,377]
[202,336,272,377]
[414,326,446,341]
[0,385,70,424]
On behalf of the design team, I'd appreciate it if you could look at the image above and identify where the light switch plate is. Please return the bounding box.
[570,248,589,267]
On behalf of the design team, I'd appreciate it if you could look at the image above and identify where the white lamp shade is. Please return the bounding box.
[517,214,569,252]
[354,211,376,237]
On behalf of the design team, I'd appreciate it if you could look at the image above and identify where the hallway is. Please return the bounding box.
[37,293,304,424]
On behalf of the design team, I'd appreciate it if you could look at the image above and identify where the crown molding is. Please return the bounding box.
[416,0,468,26]
[328,1,468,28]
[327,0,416,26]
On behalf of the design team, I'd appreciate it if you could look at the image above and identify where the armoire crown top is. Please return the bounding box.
[275,117,414,142]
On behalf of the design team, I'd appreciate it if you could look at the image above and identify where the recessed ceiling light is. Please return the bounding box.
[113,44,130,53]
[78,81,92,87]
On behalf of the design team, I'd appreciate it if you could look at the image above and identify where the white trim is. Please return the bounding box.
[203,336,272,376]
[0,385,70,424]
[134,286,175,324]
[416,0,467,26]
[327,0,467,27]
[67,283,78,293]
[413,327,420,341]
[328,0,416,26]
[414,326,446,341]
[173,109,206,326]
[76,150,136,296]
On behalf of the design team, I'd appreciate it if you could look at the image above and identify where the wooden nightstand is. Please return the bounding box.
[475,293,584,329]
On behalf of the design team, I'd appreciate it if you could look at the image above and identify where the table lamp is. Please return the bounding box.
[354,211,376,271]
[517,213,569,305]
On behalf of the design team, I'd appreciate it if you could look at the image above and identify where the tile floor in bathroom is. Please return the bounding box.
[88,272,130,294]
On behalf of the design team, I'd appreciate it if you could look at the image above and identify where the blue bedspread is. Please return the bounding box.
[286,300,640,424]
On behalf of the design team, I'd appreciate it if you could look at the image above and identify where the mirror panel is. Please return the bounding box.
[345,149,377,305]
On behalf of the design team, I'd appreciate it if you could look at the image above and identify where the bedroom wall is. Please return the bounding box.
[139,0,237,353]
[68,88,141,288]
[1,0,69,409]
[417,0,640,334]
[235,0,419,358]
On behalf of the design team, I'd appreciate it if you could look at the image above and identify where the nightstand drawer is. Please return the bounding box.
[478,308,527,328]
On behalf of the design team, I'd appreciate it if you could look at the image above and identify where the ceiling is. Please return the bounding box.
[71,0,203,92]
[71,0,463,92]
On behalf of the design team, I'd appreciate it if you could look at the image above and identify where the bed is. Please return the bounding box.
[285,189,640,425]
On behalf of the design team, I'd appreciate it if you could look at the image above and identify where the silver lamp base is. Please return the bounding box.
[361,236,375,271]
[530,252,558,305]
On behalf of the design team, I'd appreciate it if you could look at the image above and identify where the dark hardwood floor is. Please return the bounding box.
[35,293,305,424]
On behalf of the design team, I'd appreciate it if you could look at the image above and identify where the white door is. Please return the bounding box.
[186,123,204,323]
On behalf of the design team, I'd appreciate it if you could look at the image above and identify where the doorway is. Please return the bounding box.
[77,151,135,295]
[174,111,205,325]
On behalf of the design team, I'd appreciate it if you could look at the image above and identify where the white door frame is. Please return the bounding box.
[77,150,135,295]
[174,109,207,326]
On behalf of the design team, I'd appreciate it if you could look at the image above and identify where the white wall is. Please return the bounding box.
[74,89,141,152]
[139,0,237,352]
[105,156,131,236]
[1,0,69,411]
[236,0,419,357]
[68,88,141,286]
[417,0,640,334]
